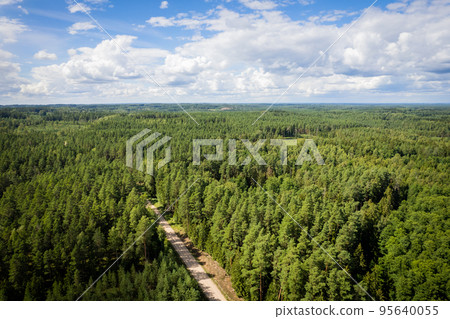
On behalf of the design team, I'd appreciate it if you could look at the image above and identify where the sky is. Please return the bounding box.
[0,0,449,104]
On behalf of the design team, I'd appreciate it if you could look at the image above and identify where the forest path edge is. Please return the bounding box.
[147,202,227,301]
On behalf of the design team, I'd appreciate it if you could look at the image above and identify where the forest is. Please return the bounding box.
[0,105,448,301]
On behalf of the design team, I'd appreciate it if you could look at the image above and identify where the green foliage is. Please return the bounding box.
[0,108,204,300]
[0,105,448,301]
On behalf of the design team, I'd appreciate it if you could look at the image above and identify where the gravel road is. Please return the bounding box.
[148,203,227,301]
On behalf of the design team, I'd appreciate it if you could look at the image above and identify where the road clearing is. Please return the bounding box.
[147,202,227,301]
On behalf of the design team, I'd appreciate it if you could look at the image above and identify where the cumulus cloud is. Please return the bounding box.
[68,3,91,14]
[147,0,450,98]
[0,59,23,95]
[21,36,169,97]
[386,2,408,11]
[68,21,96,34]
[160,1,168,9]
[0,16,27,43]
[147,15,207,29]
[0,17,27,96]
[33,50,57,61]
[18,0,450,102]
[0,48,13,59]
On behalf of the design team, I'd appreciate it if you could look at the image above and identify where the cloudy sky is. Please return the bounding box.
[0,0,449,104]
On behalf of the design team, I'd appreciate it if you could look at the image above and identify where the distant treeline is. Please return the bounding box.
[1,103,449,113]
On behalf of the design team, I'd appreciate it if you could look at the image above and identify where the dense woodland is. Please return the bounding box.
[0,107,204,301]
[0,105,448,301]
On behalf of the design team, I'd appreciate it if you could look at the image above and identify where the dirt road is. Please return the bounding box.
[147,202,227,301]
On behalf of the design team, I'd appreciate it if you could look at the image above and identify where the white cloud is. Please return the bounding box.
[239,0,277,11]
[0,16,27,43]
[68,0,110,13]
[0,0,22,5]
[0,59,24,95]
[68,3,91,14]
[309,10,357,23]
[33,50,57,61]
[21,36,169,97]
[298,0,314,5]
[294,74,392,96]
[147,16,175,27]
[148,15,207,29]
[0,48,25,97]
[68,21,96,34]
[15,0,450,102]
[0,17,27,97]
[145,0,450,99]
[160,1,168,9]
[160,54,211,77]
[0,48,13,59]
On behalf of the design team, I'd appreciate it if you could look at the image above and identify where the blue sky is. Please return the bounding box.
[0,0,449,104]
